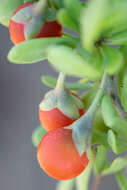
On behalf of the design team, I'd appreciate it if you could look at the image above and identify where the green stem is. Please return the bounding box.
[76,72,107,127]
[92,175,102,190]
[33,0,47,16]
[76,159,93,190]
[55,72,66,91]
[86,72,107,117]
[41,75,94,90]
[106,76,127,121]
[70,72,107,156]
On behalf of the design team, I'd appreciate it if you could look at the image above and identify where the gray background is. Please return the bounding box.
[0,24,119,190]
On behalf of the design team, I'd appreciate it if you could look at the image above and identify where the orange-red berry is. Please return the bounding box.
[9,2,62,44]
[39,93,85,131]
[37,128,89,180]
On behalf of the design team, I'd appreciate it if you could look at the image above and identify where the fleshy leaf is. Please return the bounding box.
[102,157,127,176]
[101,94,127,140]
[47,45,101,80]
[107,130,127,154]
[101,45,124,75]
[94,146,107,176]
[32,126,47,147]
[107,29,127,46]
[64,0,84,24]
[92,130,108,148]
[120,70,127,111]
[57,9,79,33]
[80,0,108,50]
[8,38,78,64]
[81,0,127,50]
[0,0,23,26]
[116,172,127,190]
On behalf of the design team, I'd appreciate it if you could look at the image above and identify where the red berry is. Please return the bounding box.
[39,93,85,131]
[37,128,89,180]
[9,2,62,45]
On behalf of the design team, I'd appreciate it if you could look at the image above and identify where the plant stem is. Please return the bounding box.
[73,72,107,127]
[92,175,102,190]
[76,160,93,190]
[70,72,108,156]
[33,0,47,16]
[106,76,127,121]
[55,72,66,91]
[86,72,107,116]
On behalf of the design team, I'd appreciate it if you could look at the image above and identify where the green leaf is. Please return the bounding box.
[107,29,127,45]
[64,0,84,24]
[92,130,109,148]
[76,160,92,190]
[0,0,23,26]
[56,179,75,190]
[116,172,127,190]
[107,130,127,154]
[94,146,107,176]
[77,48,103,76]
[41,75,94,90]
[8,38,78,64]
[48,0,64,9]
[32,126,47,147]
[81,0,127,50]
[120,70,127,111]
[44,8,57,22]
[47,45,101,80]
[102,157,127,176]
[101,94,127,140]
[80,0,108,50]
[103,1,127,35]
[81,88,97,109]
[101,45,124,75]
[57,9,79,33]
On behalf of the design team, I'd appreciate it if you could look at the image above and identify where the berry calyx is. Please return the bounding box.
[9,2,62,45]
[37,128,89,180]
[39,93,85,131]
[39,73,85,131]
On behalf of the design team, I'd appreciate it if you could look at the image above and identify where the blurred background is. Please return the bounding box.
[0,24,119,190]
